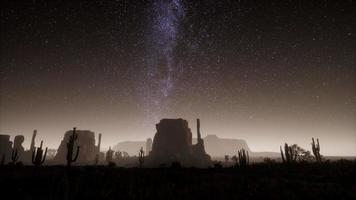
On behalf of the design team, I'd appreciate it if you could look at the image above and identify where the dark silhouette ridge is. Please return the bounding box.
[148,118,211,167]
[0,125,355,199]
[0,161,355,199]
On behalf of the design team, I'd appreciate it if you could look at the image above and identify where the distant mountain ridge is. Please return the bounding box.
[114,135,280,158]
[113,141,146,156]
[192,135,251,157]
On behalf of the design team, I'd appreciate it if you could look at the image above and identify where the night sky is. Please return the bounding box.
[1,0,355,156]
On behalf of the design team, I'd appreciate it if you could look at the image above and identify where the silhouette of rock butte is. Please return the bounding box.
[54,130,100,164]
[13,135,25,160]
[149,118,211,166]
[0,135,12,163]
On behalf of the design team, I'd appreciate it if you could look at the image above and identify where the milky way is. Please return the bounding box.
[141,0,185,121]
[0,1,355,155]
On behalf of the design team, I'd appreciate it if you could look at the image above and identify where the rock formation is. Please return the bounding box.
[13,135,25,161]
[54,130,101,165]
[0,135,12,163]
[151,119,192,157]
[149,118,211,167]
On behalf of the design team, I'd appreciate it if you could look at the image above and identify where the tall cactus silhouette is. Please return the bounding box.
[30,129,37,152]
[237,148,249,167]
[106,146,114,163]
[280,143,297,163]
[66,127,80,167]
[138,147,145,168]
[32,141,47,166]
[311,138,322,163]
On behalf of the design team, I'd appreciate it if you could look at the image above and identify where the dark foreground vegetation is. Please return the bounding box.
[0,161,355,200]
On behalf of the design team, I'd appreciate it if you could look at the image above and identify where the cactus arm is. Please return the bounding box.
[41,147,47,164]
[311,137,322,163]
[72,146,80,162]
[30,130,37,152]
[32,150,36,164]
[280,146,285,162]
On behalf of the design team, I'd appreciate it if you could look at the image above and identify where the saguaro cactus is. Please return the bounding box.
[11,149,19,164]
[238,148,249,167]
[280,143,297,163]
[66,127,80,167]
[311,138,322,163]
[106,147,114,163]
[32,141,47,166]
[138,147,145,168]
[30,129,37,152]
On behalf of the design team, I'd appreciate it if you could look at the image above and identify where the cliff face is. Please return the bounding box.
[149,119,211,167]
[193,135,251,157]
[54,130,99,164]
[0,135,12,163]
[150,119,193,158]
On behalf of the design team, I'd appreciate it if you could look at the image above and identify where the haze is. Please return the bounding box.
[1,1,355,156]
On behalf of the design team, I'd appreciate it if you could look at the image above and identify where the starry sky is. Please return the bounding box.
[1,0,355,156]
